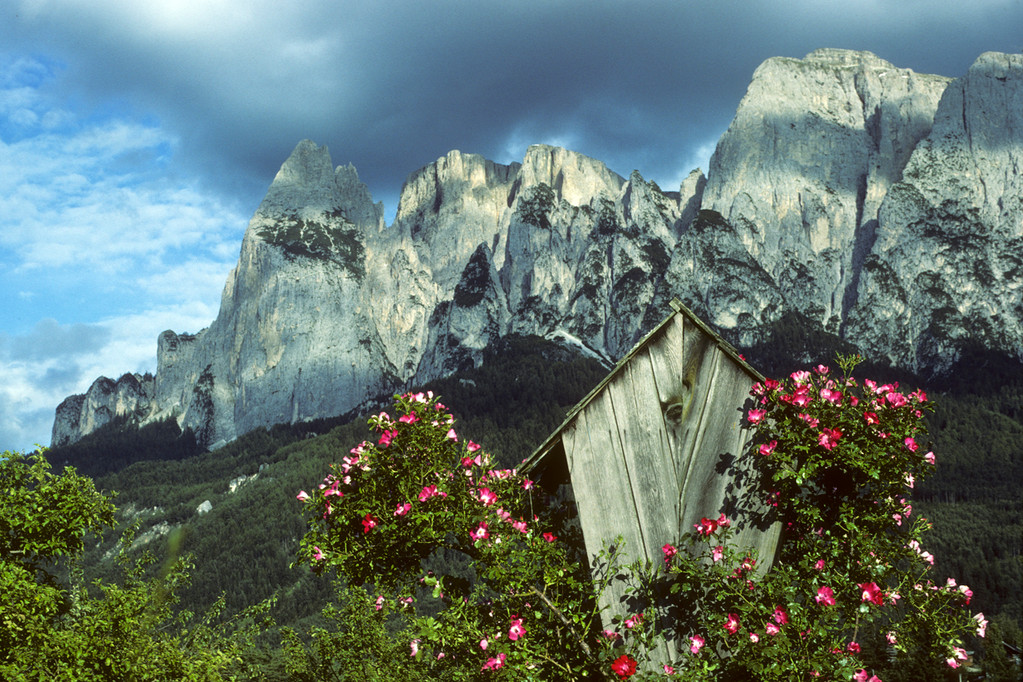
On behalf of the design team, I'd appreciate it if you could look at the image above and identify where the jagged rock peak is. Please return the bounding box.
[972,50,1023,75]
[959,52,1023,153]
[844,50,1023,372]
[334,162,385,229]
[256,141,382,228]
[395,150,520,223]
[259,140,337,210]
[519,145,626,206]
[799,48,896,69]
[51,50,1023,449]
[51,373,155,447]
[701,46,951,326]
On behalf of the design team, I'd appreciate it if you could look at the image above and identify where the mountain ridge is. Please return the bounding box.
[53,48,1023,448]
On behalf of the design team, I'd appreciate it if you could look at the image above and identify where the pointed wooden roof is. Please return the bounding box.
[524,298,764,472]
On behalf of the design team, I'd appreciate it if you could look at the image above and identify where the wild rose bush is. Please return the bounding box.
[640,356,985,680]
[296,391,638,680]
[296,357,984,681]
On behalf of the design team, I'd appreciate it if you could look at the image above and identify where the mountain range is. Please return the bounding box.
[53,48,1023,449]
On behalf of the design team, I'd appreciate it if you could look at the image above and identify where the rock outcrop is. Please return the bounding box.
[52,373,154,447]
[701,48,952,331]
[847,51,1023,371]
[53,49,1023,447]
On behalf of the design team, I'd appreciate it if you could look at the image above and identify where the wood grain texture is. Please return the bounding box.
[549,303,780,659]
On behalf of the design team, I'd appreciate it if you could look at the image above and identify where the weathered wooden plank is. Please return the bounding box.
[561,394,643,581]
[532,301,779,667]
[604,344,680,563]
[660,330,779,564]
[675,340,744,527]
[603,345,683,664]
[576,348,673,663]
[645,312,702,539]
[698,345,780,561]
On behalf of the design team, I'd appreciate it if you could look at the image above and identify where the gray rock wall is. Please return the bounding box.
[847,51,1023,372]
[54,50,1023,447]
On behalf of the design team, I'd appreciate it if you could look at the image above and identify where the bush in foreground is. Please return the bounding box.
[294,357,983,680]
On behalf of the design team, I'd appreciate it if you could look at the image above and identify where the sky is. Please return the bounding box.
[1,0,1021,451]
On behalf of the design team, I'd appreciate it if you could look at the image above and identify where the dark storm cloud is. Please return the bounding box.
[2,0,1020,216]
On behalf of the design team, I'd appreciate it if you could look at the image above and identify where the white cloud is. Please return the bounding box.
[0,55,246,285]
[135,259,235,306]
[0,55,245,450]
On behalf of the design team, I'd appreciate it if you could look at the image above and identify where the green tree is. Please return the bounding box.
[0,450,267,680]
[981,614,1023,682]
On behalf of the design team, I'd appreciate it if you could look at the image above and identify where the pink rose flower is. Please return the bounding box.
[974,612,988,637]
[662,543,678,563]
[624,613,643,629]
[478,488,498,506]
[818,427,842,450]
[859,582,884,606]
[508,616,526,641]
[481,653,506,671]
[791,370,811,384]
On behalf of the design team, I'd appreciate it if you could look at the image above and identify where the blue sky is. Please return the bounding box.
[1,0,1020,451]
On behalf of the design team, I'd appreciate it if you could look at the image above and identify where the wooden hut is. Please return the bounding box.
[523,299,781,654]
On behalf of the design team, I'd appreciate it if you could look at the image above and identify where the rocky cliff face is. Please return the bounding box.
[846,51,1023,371]
[53,49,1023,447]
[700,48,951,333]
[52,373,154,447]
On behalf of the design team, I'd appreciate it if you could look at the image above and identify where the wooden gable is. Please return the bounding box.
[524,299,781,645]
